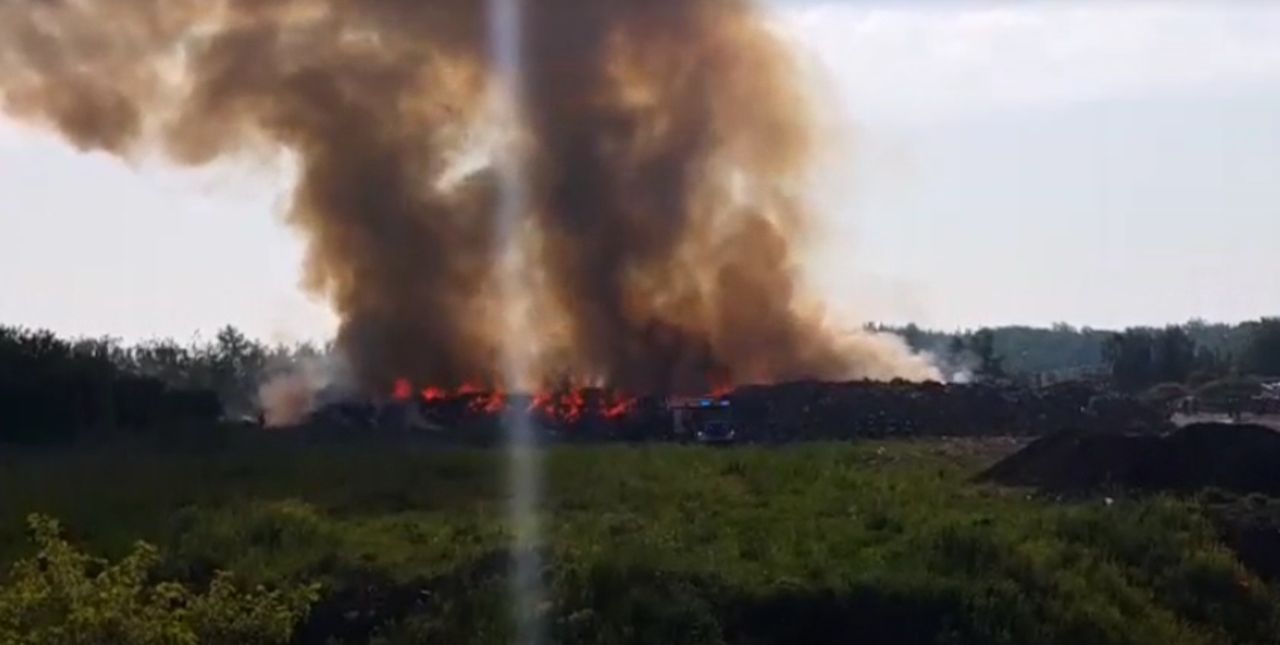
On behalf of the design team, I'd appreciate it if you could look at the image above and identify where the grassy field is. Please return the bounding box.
[2,438,1278,644]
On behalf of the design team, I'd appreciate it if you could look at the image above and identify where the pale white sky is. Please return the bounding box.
[2,1,1278,341]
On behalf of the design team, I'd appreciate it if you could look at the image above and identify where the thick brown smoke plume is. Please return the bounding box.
[0,0,938,394]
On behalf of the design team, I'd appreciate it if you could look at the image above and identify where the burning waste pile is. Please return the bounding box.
[383,380,648,435]
[0,0,938,415]
[294,378,1168,443]
[288,376,675,442]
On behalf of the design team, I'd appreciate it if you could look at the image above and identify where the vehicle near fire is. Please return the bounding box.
[695,419,738,445]
[668,395,736,444]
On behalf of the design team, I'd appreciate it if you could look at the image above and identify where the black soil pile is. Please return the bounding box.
[980,422,1280,496]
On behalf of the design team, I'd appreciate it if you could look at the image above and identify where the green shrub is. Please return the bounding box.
[4,443,1280,644]
[0,515,319,645]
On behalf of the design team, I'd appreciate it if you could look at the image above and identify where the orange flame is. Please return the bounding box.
[527,392,553,415]
[392,379,640,423]
[526,389,590,423]
[603,393,637,420]
[565,389,586,423]
[468,390,507,414]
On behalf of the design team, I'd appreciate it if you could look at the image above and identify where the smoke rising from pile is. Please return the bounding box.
[258,354,351,427]
[1,0,938,394]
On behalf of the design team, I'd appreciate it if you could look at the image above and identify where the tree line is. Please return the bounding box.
[0,325,329,443]
[3,318,1278,443]
[879,318,1280,391]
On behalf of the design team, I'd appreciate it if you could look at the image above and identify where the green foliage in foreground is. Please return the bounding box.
[0,515,318,645]
[2,440,1279,644]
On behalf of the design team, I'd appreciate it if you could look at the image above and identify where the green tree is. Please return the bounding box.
[900,323,925,352]
[970,329,1005,380]
[1189,346,1230,384]
[1151,325,1196,383]
[1103,330,1155,391]
[209,326,267,416]
[130,340,195,388]
[1241,318,1280,377]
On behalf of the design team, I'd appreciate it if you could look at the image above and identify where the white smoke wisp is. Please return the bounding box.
[839,330,943,382]
[256,353,352,427]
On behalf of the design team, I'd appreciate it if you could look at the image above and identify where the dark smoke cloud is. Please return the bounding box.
[0,0,938,394]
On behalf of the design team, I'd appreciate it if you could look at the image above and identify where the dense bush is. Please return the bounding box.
[0,514,318,645]
[4,442,1278,644]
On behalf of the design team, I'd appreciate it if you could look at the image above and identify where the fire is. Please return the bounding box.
[562,389,586,423]
[392,378,414,401]
[707,370,735,399]
[527,388,591,424]
[527,392,552,416]
[390,380,494,404]
[602,394,636,420]
[469,390,507,415]
[388,378,641,425]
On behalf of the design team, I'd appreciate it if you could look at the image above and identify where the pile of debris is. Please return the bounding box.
[980,422,1280,496]
[724,380,1165,441]
[299,379,1168,443]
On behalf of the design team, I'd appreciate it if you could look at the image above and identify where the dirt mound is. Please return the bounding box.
[980,422,1280,495]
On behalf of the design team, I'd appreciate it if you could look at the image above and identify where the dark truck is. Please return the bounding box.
[696,419,737,445]
[669,395,737,445]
